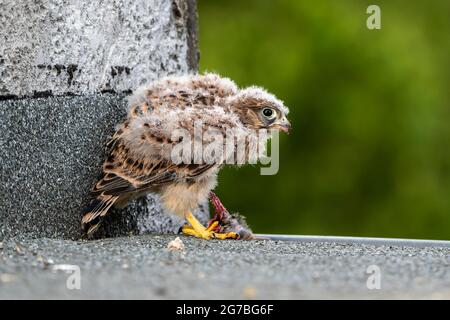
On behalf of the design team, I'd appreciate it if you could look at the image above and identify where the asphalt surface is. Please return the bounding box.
[0,94,209,239]
[0,235,448,299]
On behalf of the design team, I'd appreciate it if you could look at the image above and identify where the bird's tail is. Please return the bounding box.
[81,194,119,236]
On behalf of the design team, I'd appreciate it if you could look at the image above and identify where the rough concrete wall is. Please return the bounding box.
[0,0,207,239]
[0,0,198,97]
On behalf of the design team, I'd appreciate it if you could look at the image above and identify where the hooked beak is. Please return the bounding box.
[274,118,291,134]
[280,123,291,134]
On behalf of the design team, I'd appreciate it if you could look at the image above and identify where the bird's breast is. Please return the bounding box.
[159,175,217,217]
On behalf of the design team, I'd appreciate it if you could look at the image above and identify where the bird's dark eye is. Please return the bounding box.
[262,107,276,119]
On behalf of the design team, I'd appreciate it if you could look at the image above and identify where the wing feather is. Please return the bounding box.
[92,148,216,198]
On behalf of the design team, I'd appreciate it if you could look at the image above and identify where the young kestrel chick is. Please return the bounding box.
[82,73,290,240]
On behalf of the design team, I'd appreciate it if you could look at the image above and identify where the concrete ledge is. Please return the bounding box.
[0,235,449,299]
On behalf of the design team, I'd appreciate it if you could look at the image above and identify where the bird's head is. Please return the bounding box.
[229,86,291,133]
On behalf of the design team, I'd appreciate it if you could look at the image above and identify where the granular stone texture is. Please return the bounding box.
[0,235,448,299]
[0,0,198,97]
[0,95,208,239]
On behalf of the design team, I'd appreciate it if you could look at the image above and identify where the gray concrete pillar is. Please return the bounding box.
[0,0,208,239]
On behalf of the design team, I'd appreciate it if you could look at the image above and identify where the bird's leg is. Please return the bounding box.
[209,191,226,221]
[182,211,238,240]
[208,191,232,228]
[207,191,255,240]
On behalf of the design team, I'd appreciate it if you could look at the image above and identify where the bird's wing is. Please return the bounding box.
[92,139,216,197]
[98,96,231,200]
[82,139,215,228]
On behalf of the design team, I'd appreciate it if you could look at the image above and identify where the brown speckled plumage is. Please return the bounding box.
[82,73,290,237]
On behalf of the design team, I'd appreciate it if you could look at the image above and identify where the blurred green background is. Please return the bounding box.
[197,0,450,239]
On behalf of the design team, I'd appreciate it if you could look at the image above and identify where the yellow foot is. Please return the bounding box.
[182,225,238,240]
[182,212,238,240]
